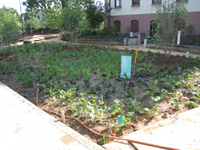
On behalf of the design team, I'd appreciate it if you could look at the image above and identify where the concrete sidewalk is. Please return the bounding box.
[41,37,200,58]
[113,44,200,58]
[104,107,200,150]
[0,82,104,150]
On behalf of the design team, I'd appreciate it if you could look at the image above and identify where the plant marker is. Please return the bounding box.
[131,37,139,82]
[118,115,124,125]
[61,110,66,123]
[120,55,132,78]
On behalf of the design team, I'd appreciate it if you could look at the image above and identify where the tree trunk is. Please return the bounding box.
[5,21,11,54]
[31,19,32,34]
[61,0,68,8]
[7,46,10,55]
[168,44,174,58]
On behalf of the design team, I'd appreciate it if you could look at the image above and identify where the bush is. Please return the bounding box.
[180,25,200,46]
[24,18,40,31]
[78,26,122,40]
[61,33,70,41]
[101,26,118,35]
[81,30,90,37]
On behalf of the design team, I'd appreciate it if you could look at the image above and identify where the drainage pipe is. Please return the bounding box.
[36,92,180,150]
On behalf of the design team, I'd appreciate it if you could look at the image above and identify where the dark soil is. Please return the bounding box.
[147,55,189,68]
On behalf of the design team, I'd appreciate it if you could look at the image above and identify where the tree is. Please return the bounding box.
[85,0,112,31]
[0,6,20,54]
[62,0,84,46]
[42,5,63,29]
[24,18,40,31]
[152,0,188,58]
[22,0,68,10]
[24,9,40,34]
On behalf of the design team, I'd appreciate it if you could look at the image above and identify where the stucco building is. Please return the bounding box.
[104,0,200,36]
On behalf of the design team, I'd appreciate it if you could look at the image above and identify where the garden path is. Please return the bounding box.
[37,37,200,58]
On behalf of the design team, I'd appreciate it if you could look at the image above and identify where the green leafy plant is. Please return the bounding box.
[84,69,91,80]
[103,90,112,99]
[18,69,34,86]
[122,90,135,98]
[84,78,91,88]
[96,68,101,78]
[128,98,141,112]
[111,99,125,115]
[28,65,34,71]
[88,88,98,94]
[186,101,198,109]
[139,105,158,118]
[105,68,112,79]
[35,52,42,63]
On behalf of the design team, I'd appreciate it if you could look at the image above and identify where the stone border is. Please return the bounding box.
[147,43,200,54]
[77,39,123,46]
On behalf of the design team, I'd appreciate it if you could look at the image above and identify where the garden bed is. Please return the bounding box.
[61,38,124,46]
[0,42,200,145]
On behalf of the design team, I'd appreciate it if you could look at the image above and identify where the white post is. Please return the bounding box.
[144,39,147,48]
[177,31,181,45]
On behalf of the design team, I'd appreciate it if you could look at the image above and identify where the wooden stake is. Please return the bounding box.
[61,110,66,124]
[131,35,139,82]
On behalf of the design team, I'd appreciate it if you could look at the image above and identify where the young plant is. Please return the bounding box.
[84,78,91,88]
[84,69,91,80]
[128,98,141,112]
[35,52,42,63]
[103,90,112,99]
[111,99,125,115]
[96,68,101,78]
[105,68,111,79]
[18,69,34,86]
[88,88,98,94]
[122,90,135,98]
[139,105,158,118]
[186,101,198,109]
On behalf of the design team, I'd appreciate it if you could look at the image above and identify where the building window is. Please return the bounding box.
[132,0,140,5]
[176,0,188,2]
[115,0,122,7]
[152,0,162,4]
[114,20,121,32]
[131,20,139,32]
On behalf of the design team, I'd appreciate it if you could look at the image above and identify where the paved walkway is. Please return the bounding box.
[35,37,200,58]
[0,82,104,150]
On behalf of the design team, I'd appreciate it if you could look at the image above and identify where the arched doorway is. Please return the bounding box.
[150,20,157,37]
[114,20,121,32]
[131,20,139,32]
